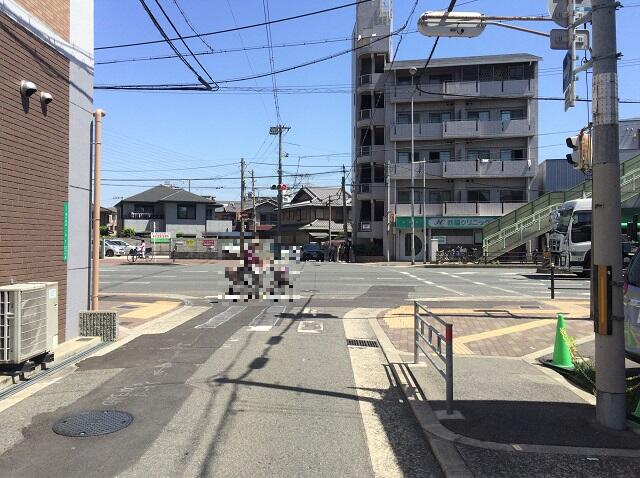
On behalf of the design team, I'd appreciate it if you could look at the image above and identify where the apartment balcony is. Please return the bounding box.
[387,162,444,179]
[442,119,533,139]
[389,79,535,103]
[393,202,527,217]
[357,221,384,238]
[356,145,385,164]
[357,72,385,92]
[443,159,534,178]
[356,108,385,128]
[390,123,443,141]
[354,182,385,200]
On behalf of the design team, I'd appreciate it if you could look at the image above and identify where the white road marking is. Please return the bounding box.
[195,306,245,329]
[451,272,476,275]
[297,321,323,334]
[376,277,403,280]
[472,281,486,286]
[248,306,286,331]
[399,271,464,296]
[127,281,151,285]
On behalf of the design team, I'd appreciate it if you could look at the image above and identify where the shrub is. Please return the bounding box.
[99,226,110,237]
[122,227,136,238]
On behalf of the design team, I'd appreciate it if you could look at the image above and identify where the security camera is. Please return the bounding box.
[409,66,418,76]
[20,80,38,97]
[41,92,54,105]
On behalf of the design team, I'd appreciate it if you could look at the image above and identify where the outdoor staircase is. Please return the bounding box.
[482,154,640,260]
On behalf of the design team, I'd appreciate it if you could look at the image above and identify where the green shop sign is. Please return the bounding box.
[63,201,69,262]
[395,216,496,229]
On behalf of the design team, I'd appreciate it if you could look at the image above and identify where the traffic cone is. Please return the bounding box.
[544,314,575,371]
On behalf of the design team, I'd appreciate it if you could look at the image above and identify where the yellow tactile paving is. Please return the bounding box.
[455,319,556,344]
[120,301,181,320]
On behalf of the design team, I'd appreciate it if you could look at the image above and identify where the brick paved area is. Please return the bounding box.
[378,299,593,358]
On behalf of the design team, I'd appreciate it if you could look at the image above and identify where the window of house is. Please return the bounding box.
[397,151,411,163]
[374,54,385,73]
[428,151,451,163]
[359,164,372,182]
[374,164,385,183]
[177,204,196,219]
[467,110,490,121]
[468,190,491,203]
[206,208,214,220]
[467,150,491,161]
[499,149,525,161]
[429,191,452,203]
[428,74,452,84]
[508,65,525,80]
[134,204,154,214]
[397,190,421,203]
[397,75,412,86]
[500,109,525,121]
[360,94,372,110]
[374,91,384,108]
[360,201,372,220]
[500,190,526,202]
[397,113,411,124]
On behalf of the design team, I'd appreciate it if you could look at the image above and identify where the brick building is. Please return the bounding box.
[0,1,94,341]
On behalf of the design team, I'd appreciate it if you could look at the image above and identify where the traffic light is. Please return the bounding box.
[566,128,592,172]
[270,184,288,191]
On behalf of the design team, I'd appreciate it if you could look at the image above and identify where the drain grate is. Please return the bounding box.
[52,410,133,437]
[519,305,542,309]
[347,338,379,348]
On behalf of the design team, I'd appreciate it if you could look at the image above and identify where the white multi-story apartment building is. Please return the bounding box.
[351,1,540,260]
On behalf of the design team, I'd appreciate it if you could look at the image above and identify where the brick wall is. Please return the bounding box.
[14,0,70,40]
[0,13,71,340]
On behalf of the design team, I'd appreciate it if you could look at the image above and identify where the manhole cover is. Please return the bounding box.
[52,410,133,437]
[347,339,379,348]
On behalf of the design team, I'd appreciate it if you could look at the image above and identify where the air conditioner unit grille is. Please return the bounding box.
[19,289,47,359]
[0,291,12,362]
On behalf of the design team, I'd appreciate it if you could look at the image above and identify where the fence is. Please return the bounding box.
[414,301,454,415]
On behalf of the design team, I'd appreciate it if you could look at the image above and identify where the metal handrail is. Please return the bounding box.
[414,301,454,415]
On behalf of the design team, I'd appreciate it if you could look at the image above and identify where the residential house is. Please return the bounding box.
[100,207,117,235]
[242,197,278,236]
[279,187,352,245]
[116,185,221,237]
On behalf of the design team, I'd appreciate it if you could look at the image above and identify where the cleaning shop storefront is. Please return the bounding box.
[394,216,496,261]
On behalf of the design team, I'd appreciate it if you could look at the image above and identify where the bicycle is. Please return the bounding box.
[127,248,153,263]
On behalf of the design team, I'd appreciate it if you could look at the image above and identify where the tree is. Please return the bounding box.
[122,227,136,238]
[99,226,110,237]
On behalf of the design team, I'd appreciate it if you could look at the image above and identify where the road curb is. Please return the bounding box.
[369,316,473,478]
[368,316,640,461]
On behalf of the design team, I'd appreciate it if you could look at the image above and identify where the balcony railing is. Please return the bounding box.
[393,202,527,217]
[129,212,164,220]
[442,119,532,138]
[390,122,443,140]
[390,79,534,102]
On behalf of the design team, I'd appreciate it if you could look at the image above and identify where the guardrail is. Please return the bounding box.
[414,301,454,415]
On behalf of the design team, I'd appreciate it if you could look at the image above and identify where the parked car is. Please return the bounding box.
[623,252,640,361]
[103,239,132,257]
[302,243,324,262]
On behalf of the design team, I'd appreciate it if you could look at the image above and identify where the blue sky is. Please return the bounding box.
[95,0,639,205]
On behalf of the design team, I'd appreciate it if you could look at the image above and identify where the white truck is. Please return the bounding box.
[548,198,592,277]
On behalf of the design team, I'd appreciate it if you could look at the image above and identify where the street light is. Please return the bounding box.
[409,66,418,265]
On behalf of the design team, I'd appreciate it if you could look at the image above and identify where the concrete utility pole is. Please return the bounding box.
[422,158,427,264]
[342,165,348,241]
[91,109,106,311]
[328,195,332,244]
[270,125,290,243]
[251,169,256,234]
[409,67,418,265]
[591,0,625,430]
[240,158,246,256]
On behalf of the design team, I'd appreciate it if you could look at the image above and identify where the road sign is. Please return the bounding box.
[151,231,171,243]
[548,0,591,28]
[550,28,590,50]
[563,51,573,93]
[417,11,486,38]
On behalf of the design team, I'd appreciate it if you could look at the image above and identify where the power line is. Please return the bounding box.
[262,0,281,123]
[137,0,214,90]
[96,0,374,50]
[170,0,215,52]
[102,168,345,182]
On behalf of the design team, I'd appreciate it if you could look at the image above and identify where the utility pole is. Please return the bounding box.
[591,0,625,430]
[270,125,290,244]
[328,195,332,245]
[422,158,427,264]
[91,109,106,311]
[251,169,256,234]
[240,158,246,256]
[409,68,418,265]
[342,165,348,241]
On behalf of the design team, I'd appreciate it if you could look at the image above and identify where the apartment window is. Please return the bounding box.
[360,94,372,110]
[467,110,490,121]
[360,201,372,220]
[468,190,491,203]
[134,204,154,214]
[508,65,525,80]
[397,75,412,86]
[428,74,452,84]
[428,151,451,163]
[374,91,384,108]
[206,207,214,220]
[397,190,421,203]
[374,126,385,146]
[374,201,385,221]
[359,164,372,182]
[500,190,526,202]
[177,204,196,219]
[467,150,491,161]
[360,57,372,75]
[428,111,452,123]
[499,149,525,161]
[374,54,385,73]
[397,151,411,163]
[429,191,452,203]
[501,109,525,121]
[397,113,411,124]
[374,164,385,183]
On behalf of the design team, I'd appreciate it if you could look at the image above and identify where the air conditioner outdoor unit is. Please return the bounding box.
[0,283,53,365]
[27,282,59,350]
